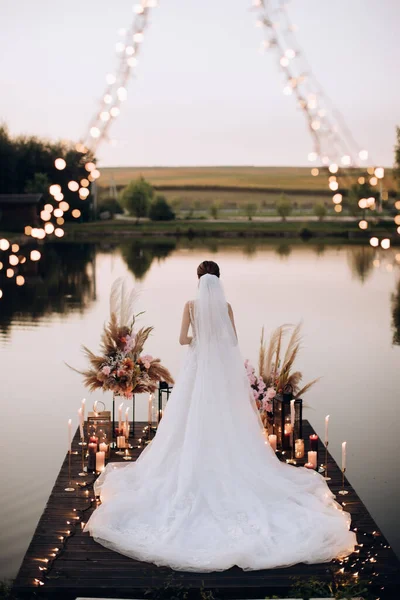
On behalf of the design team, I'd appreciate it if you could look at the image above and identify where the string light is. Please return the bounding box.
[54,158,66,170]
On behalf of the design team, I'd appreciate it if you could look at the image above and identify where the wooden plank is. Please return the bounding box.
[12,420,400,599]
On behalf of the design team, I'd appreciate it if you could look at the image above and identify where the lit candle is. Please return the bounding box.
[81,398,86,420]
[125,407,129,431]
[93,400,98,415]
[305,462,315,469]
[268,434,277,452]
[307,450,317,469]
[290,399,295,427]
[309,434,318,452]
[284,421,292,435]
[78,408,84,440]
[342,441,347,471]
[148,393,153,424]
[123,449,132,461]
[325,415,330,445]
[99,442,108,454]
[96,451,105,472]
[295,439,305,459]
[117,435,126,449]
[68,419,72,453]
[118,402,123,430]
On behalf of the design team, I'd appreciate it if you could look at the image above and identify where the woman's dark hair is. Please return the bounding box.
[197,260,220,279]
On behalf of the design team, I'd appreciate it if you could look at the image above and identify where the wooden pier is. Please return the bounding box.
[13,421,400,599]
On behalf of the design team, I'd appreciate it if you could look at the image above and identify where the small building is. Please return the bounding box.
[0,194,42,231]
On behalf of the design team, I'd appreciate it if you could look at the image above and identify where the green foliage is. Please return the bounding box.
[394,126,400,189]
[0,124,95,223]
[209,202,220,220]
[120,177,154,223]
[149,195,175,221]
[347,180,378,216]
[276,193,293,221]
[313,202,327,221]
[245,201,257,221]
[97,197,123,219]
[291,573,374,600]
[144,573,217,600]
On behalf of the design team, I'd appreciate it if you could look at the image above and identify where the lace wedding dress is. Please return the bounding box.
[85,274,356,572]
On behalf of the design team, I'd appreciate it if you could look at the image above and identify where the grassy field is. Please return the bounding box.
[100,166,395,192]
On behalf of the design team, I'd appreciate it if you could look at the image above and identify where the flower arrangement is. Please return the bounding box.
[245,360,275,426]
[72,278,174,398]
[258,323,319,398]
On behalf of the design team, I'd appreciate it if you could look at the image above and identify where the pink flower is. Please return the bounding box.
[140,354,153,369]
[263,399,273,412]
[249,373,256,386]
[258,378,266,392]
[252,388,259,400]
[125,333,136,352]
[266,387,276,400]
[102,365,111,376]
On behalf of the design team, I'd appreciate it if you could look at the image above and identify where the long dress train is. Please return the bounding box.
[84,274,356,572]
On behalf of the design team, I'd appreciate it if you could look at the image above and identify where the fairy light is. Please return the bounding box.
[54,158,66,170]
[68,181,79,192]
[30,250,41,261]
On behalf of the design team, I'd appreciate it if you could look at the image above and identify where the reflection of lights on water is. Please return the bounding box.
[68,181,79,192]
[369,237,379,248]
[55,158,66,170]
[333,194,342,204]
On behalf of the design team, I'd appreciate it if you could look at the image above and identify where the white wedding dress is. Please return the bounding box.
[85,274,356,572]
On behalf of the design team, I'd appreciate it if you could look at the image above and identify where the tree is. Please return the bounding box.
[276,194,293,221]
[120,177,154,224]
[313,202,327,221]
[245,202,257,221]
[149,196,175,221]
[347,180,378,216]
[209,202,220,220]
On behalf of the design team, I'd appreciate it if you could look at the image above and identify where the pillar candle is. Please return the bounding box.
[93,400,98,415]
[96,451,105,472]
[307,450,317,469]
[325,415,330,445]
[309,434,318,452]
[87,442,97,471]
[118,403,123,430]
[305,462,315,469]
[148,393,153,424]
[268,434,277,452]
[81,398,86,420]
[342,441,347,470]
[68,419,72,453]
[290,399,295,427]
[125,407,129,436]
[122,422,130,439]
[78,408,84,440]
[295,439,305,459]
[284,422,292,435]
[117,435,126,449]
[99,442,108,454]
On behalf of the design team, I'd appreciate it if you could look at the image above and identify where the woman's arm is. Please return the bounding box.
[179,301,193,345]
[227,303,238,340]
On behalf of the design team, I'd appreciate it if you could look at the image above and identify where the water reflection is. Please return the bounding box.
[120,240,176,280]
[0,243,96,337]
[346,247,375,283]
[391,279,400,345]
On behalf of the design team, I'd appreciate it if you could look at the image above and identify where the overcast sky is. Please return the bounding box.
[0,0,398,167]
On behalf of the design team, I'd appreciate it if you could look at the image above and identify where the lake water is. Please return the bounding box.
[1,239,399,580]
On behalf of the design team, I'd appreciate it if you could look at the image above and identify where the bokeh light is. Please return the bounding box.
[30,250,41,261]
[55,158,66,170]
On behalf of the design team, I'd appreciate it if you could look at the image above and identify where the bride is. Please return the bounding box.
[84,260,356,572]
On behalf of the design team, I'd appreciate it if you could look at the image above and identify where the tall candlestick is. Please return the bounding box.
[99,442,108,454]
[118,402,123,430]
[68,419,72,453]
[93,400,98,415]
[342,441,347,471]
[78,408,84,440]
[290,399,295,427]
[81,398,86,420]
[125,407,129,436]
[325,415,330,445]
[117,435,126,449]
